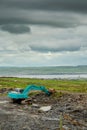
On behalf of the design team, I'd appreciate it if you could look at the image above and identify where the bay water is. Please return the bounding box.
[0,66,87,79]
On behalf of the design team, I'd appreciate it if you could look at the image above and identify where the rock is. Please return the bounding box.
[32,103,40,108]
[76,105,84,110]
[23,127,31,130]
[39,106,51,112]
[0,100,9,104]
[21,99,32,105]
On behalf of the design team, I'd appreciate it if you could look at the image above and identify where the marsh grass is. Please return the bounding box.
[0,77,87,93]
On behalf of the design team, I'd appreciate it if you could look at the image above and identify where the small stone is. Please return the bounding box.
[39,106,51,112]
[32,103,40,108]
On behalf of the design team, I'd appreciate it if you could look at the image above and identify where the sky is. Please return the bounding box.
[0,0,87,67]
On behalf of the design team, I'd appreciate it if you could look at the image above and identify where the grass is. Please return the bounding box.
[59,114,63,130]
[0,77,87,93]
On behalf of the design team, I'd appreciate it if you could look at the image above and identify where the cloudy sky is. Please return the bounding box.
[0,0,87,67]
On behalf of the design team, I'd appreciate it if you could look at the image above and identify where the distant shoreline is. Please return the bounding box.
[0,74,87,79]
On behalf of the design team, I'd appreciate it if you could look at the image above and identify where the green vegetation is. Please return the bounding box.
[0,77,87,93]
[59,114,63,130]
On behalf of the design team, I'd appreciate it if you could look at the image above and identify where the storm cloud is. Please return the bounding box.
[0,0,87,13]
[0,0,87,27]
[1,24,31,34]
[0,0,87,66]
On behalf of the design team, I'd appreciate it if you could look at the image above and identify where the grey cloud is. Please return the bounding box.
[0,24,87,54]
[0,0,87,28]
[29,44,81,53]
[0,50,17,54]
[0,0,87,13]
[0,8,81,28]
[0,24,31,34]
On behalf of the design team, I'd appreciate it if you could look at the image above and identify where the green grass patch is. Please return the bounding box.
[0,77,87,93]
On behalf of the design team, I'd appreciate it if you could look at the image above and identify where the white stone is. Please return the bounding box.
[39,106,51,112]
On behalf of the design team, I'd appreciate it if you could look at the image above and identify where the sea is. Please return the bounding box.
[0,66,87,79]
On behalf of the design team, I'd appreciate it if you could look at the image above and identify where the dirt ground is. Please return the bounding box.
[0,89,87,130]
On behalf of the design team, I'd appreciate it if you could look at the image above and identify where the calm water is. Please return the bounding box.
[0,66,87,79]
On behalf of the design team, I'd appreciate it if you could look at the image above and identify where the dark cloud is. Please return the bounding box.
[0,9,80,28]
[0,0,86,27]
[30,45,80,53]
[0,0,87,13]
[0,0,86,33]
[1,24,31,34]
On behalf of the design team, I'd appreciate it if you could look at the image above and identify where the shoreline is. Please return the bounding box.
[0,73,87,79]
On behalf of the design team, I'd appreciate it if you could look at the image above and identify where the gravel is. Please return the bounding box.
[0,91,87,130]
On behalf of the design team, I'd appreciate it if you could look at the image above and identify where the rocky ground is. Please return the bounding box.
[0,88,87,130]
